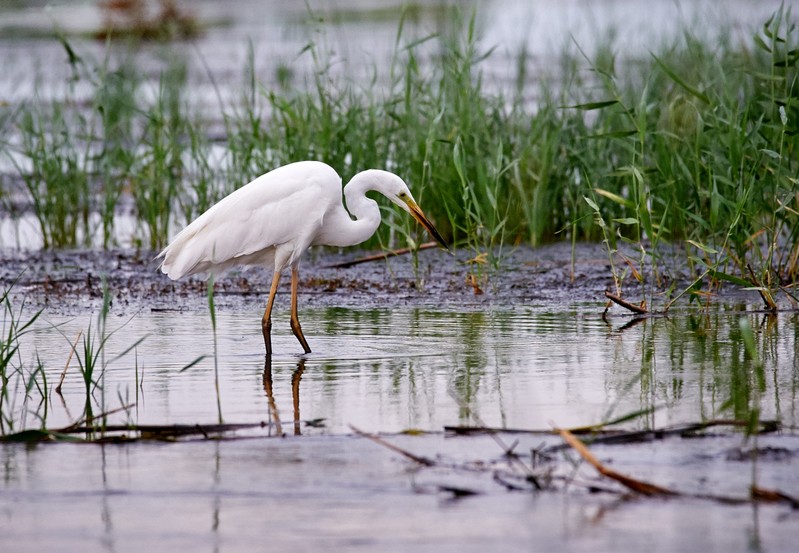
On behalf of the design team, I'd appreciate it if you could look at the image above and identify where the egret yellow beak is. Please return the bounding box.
[404,198,449,251]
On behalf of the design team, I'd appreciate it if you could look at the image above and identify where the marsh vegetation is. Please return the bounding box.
[1,7,797,299]
[0,4,798,550]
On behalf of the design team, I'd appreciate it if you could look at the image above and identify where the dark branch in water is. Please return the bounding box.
[0,421,276,443]
[747,264,778,311]
[350,424,436,466]
[448,419,781,444]
[604,291,649,314]
[555,426,799,507]
[750,486,799,509]
[60,421,274,437]
[557,427,678,497]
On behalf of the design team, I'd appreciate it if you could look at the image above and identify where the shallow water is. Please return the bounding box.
[18,306,799,434]
[2,305,799,552]
[2,433,798,553]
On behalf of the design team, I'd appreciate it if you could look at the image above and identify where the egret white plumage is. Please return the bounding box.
[157,161,448,354]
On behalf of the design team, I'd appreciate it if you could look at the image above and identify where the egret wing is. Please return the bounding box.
[159,163,341,278]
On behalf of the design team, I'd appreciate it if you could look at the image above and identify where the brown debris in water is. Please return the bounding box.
[604,290,649,315]
[557,427,678,497]
[96,0,200,41]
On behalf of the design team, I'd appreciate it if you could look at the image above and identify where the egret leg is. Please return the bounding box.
[262,272,281,354]
[291,359,305,435]
[290,266,312,353]
[262,355,282,436]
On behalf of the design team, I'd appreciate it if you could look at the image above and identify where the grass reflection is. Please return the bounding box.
[1,305,797,437]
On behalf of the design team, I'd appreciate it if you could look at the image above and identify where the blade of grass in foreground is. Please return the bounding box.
[207,274,223,424]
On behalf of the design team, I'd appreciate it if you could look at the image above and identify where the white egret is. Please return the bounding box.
[157,161,448,354]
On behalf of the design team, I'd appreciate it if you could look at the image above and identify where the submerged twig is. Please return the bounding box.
[436,485,481,498]
[446,392,546,488]
[59,421,274,437]
[615,316,649,332]
[58,403,138,433]
[350,424,436,466]
[558,426,678,496]
[0,420,285,443]
[604,291,649,314]
[55,330,82,395]
[751,486,799,509]
[448,419,782,453]
[445,425,555,435]
[555,426,799,506]
[747,264,778,311]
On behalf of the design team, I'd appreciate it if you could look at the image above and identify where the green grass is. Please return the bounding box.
[0,277,156,439]
[14,104,92,248]
[62,280,146,433]
[0,6,797,301]
[0,278,149,439]
[0,281,43,435]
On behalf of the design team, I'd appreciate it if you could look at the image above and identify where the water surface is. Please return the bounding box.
[17,305,798,434]
[2,305,798,552]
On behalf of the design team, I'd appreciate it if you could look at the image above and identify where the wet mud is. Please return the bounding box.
[1,243,623,315]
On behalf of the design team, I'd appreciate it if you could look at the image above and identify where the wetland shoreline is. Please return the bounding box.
[1,243,615,314]
[0,242,768,317]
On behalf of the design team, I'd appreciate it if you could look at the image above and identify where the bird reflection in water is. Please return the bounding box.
[262,356,305,436]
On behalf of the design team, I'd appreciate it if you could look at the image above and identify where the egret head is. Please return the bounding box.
[387,182,449,251]
[349,169,449,250]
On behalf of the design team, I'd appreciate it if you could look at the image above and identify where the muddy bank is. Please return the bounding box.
[1,243,630,315]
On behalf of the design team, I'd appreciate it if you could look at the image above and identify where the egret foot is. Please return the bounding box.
[261,317,273,354]
[290,265,312,354]
[290,318,312,354]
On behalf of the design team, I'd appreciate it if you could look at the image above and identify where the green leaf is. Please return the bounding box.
[57,34,82,68]
[613,217,640,225]
[607,165,643,183]
[762,14,776,39]
[604,406,659,427]
[562,100,619,110]
[651,53,711,104]
[708,270,751,288]
[686,239,718,254]
[179,355,208,373]
[108,335,148,365]
[594,188,635,209]
[584,129,638,139]
[753,33,772,53]
[583,196,600,212]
